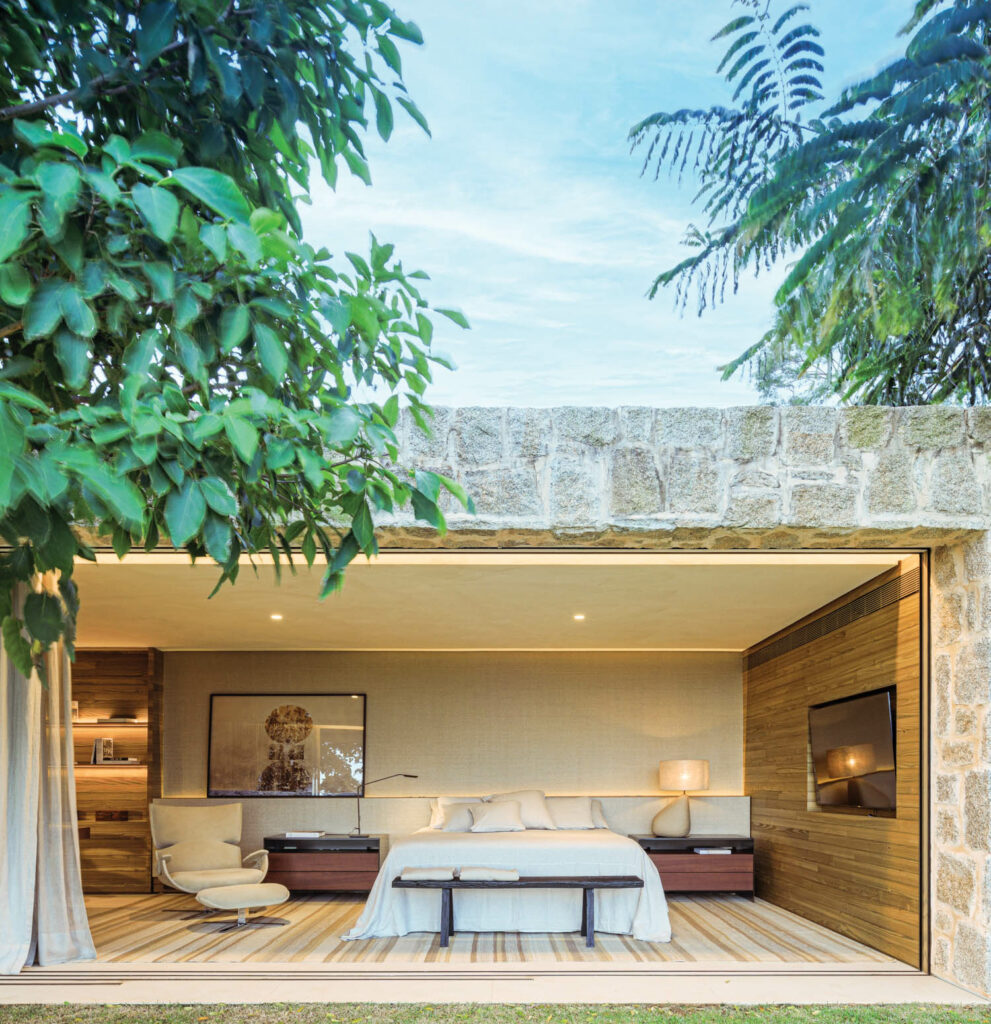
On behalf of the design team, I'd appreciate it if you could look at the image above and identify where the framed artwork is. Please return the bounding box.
[207,693,366,798]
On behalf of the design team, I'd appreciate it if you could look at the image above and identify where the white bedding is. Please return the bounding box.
[343,828,671,942]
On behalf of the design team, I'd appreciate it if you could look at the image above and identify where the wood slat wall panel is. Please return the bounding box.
[73,649,158,893]
[744,566,922,969]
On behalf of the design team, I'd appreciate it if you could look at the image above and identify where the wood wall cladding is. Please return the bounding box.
[743,560,924,969]
[73,649,161,893]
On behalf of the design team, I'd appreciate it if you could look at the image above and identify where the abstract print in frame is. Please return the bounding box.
[208,693,366,797]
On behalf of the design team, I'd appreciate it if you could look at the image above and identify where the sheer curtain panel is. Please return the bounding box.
[0,602,94,972]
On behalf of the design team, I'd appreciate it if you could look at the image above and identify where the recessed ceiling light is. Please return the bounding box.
[573,613,585,621]
[270,613,283,621]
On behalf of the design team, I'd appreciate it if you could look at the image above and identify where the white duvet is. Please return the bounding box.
[343,828,671,942]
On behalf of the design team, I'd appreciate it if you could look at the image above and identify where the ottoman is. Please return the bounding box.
[195,882,291,932]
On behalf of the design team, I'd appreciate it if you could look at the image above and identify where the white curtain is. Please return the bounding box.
[0,613,95,973]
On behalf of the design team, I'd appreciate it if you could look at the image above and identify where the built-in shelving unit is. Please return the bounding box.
[72,649,163,893]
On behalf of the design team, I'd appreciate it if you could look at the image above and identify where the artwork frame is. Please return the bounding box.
[207,692,367,798]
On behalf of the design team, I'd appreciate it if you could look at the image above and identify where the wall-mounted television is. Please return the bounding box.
[808,687,896,814]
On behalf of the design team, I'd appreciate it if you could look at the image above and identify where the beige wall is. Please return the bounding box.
[163,649,743,817]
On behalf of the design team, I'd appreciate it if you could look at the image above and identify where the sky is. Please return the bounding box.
[303,0,913,408]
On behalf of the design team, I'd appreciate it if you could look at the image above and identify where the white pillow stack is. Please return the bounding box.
[545,796,595,829]
[428,796,481,829]
[484,789,556,829]
[469,800,525,832]
[427,792,612,830]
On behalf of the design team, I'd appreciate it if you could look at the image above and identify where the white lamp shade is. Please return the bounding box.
[658,759,710,792]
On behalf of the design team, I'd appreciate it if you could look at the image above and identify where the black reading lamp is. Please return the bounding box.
[351,773,418,838]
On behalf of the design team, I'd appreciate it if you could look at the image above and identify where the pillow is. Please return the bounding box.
[591,799,609,829]
[428,797,481,829]
[485,789,556,829]
[469,800,525,833]
[439,803,475,832]
[546,796,595,830]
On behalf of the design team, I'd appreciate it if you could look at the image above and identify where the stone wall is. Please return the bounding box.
[383,404,991,995]
[384,405,991,546]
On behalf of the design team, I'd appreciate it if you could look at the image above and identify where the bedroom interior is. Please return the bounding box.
[57,548,927,976]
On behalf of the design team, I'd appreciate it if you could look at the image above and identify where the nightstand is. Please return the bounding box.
[263,834,382,892]
[630,835,754,897]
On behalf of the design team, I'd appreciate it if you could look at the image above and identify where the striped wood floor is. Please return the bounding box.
[81,892,900,967]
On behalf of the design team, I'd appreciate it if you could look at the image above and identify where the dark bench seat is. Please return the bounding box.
[391,874,644,947]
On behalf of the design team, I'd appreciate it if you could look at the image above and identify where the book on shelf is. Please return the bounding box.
[90,737,114,764]
[96,716,140,724]
[694,847,734,854]
[102,757,140,764]
[284,830,324,839]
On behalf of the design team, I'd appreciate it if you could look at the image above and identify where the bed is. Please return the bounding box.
[343,827,671,942]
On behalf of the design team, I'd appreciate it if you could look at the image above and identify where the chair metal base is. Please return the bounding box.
[215,909,289,933]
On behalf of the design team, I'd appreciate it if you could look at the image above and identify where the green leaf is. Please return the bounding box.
[58,284,97,337]
[23,282,63,339]
[227,222,263,265]
[410,487,446,531]
[203,514,233,563]
[351,499,375,550]
[130,130,181,167]
[220,305,251,353]
[373,88,394,141]
[36,162,80,212]
[23,593,62,645]
[436,307,470,329]
[224,415,258,463]
[200,222,227,262]
[164,477,206,546]
[200,475,237,516]
[0,264,32,306]
[142,261,175,302]
[0,194,33,263]
[321,407,362,445]
[343,149,372,186]
[167,167,251,221]
[396,96,431,137]
[254,322,287,381]
[137,1,177,65]
[53,329,90,389]
[1,616,33,676]
[377,34,402,74]
[132,183,180,242]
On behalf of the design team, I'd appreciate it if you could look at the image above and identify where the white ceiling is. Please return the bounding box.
[73,551,907,652]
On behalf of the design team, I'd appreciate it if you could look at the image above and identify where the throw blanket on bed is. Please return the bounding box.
[344,828,671,942]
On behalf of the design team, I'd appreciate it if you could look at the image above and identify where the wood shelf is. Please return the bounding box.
[75,763,147,769]
[74,722,148,729]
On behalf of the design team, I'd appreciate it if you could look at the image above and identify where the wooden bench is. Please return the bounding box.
[392,874,644,948]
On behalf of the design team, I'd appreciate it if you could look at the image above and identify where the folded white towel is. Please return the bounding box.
[400,867,455,881]
[458,866,520,881]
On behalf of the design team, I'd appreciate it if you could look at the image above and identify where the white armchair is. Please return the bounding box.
[150,802,268,900]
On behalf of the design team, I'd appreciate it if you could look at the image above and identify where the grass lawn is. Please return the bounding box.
[0,1006,990,1024]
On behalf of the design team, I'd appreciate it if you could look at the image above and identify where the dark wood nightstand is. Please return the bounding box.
[263,834,382,893]
[630,835,754,897]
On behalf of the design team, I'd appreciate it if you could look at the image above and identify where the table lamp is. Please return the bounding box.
[652,759,710,837]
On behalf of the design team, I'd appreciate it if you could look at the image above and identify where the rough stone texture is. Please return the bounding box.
[667,453,721,515]
[382,405,991,997]
[454,407,504,465]
[938,854,977,915]
[611,448,662,517]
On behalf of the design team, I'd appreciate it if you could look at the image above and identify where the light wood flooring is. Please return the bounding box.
[73,892,906,969]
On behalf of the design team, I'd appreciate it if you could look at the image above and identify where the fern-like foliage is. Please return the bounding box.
[635,0,991,405]
[629,1,824,313]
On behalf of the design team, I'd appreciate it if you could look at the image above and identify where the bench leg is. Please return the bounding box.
[583,887,595,948]
[440,887,453,947]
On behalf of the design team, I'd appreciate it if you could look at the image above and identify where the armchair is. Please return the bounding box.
[149,802,269,902]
